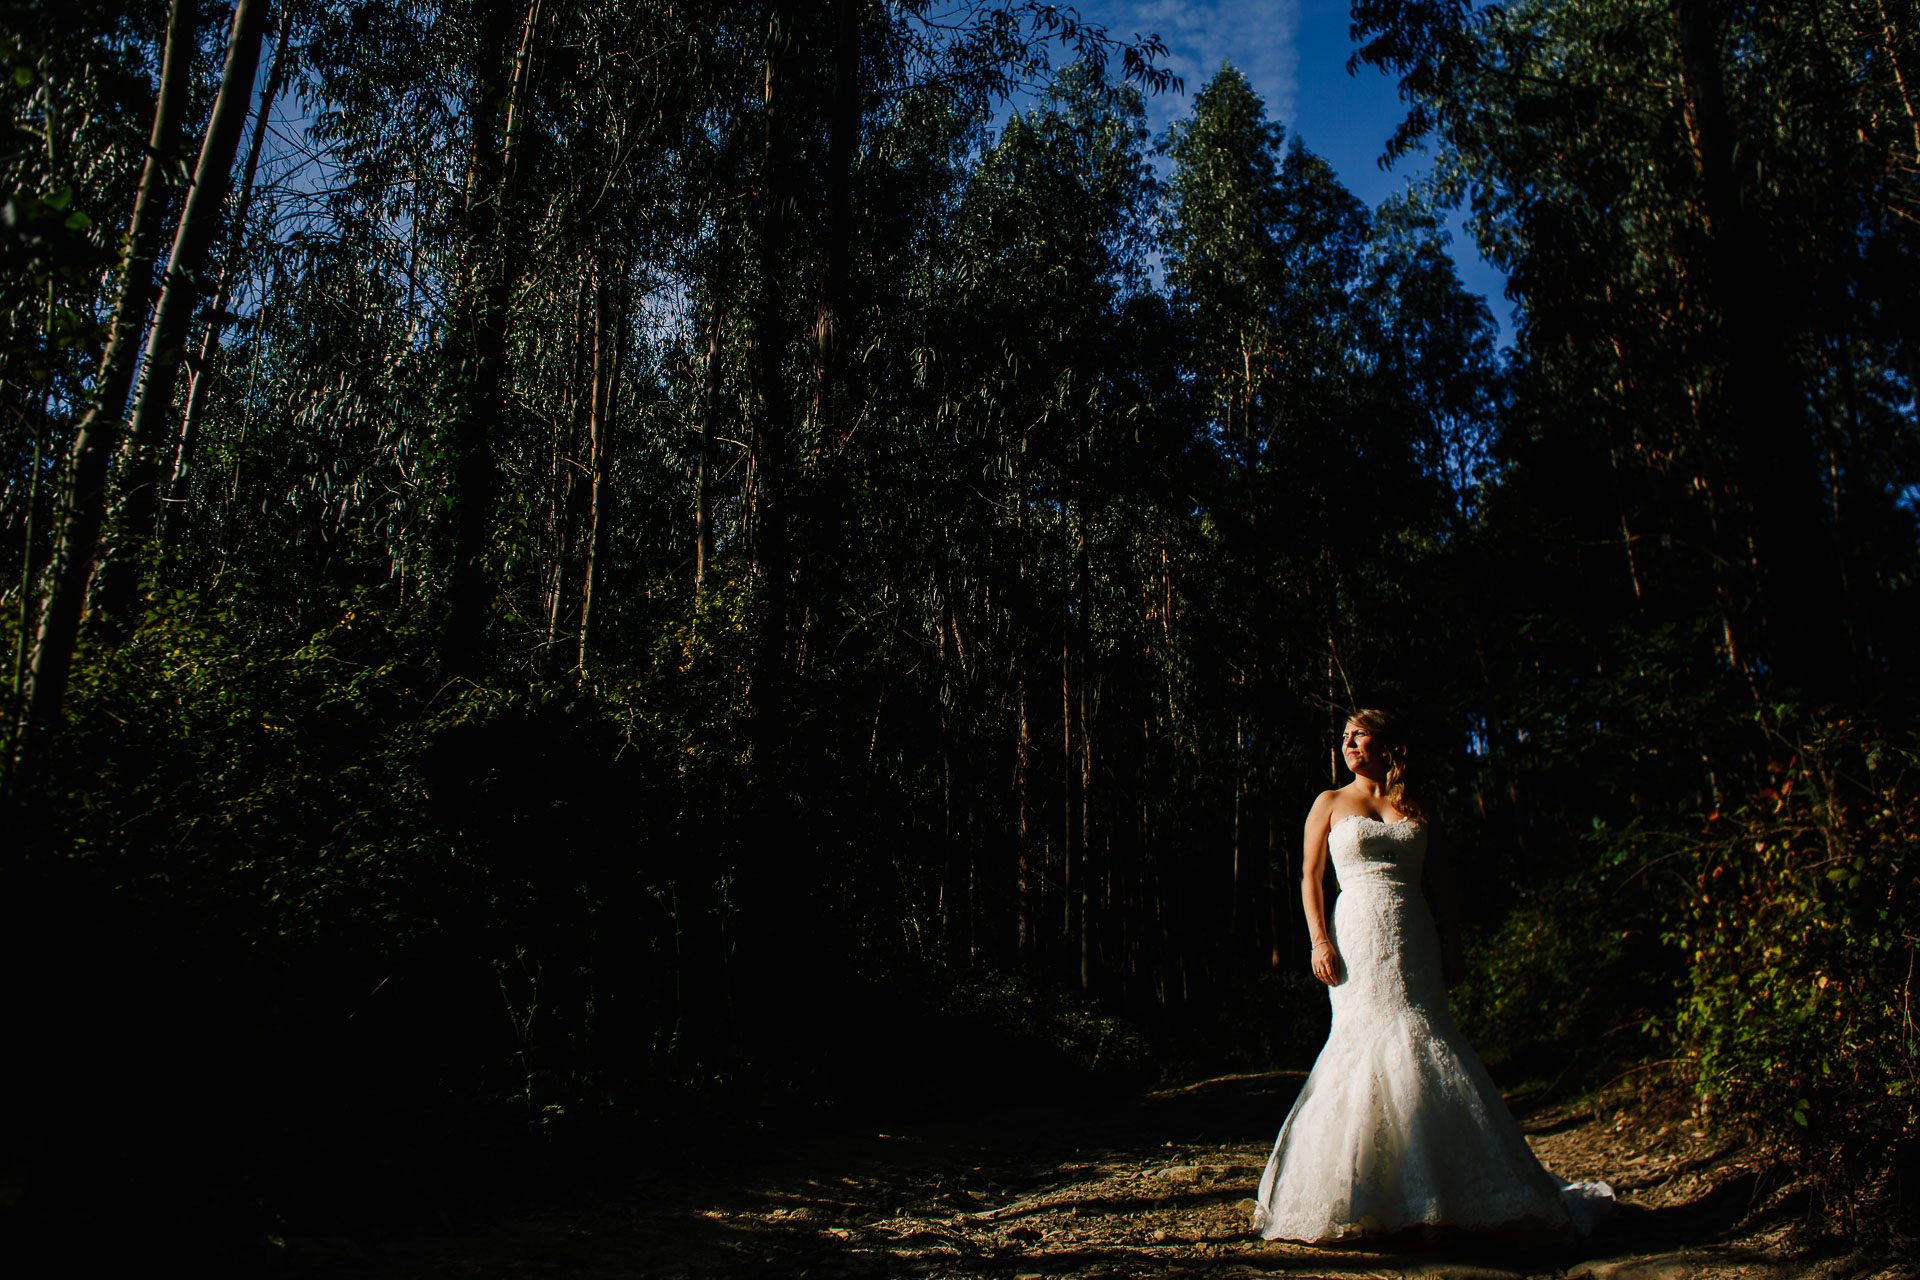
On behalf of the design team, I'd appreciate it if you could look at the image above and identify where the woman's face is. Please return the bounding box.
[1342,721,1378,775]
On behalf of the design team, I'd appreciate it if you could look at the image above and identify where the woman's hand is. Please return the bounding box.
[1311,939,1343,986]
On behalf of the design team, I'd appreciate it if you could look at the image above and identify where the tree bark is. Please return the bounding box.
[97,0,272,624]
[1267,803,1283,968]
[1061,626,1073,947]
[577,262,613,673]
[545,275,591,653]
[806,0,859,442]
[1078,644,1090,991]
[6,287,53,774]
[1015,669,1033,960]
[166,3,293,530]
[1672,0,1836,691]
[444,0,537,668]
[746,4,797,783]
[15,0,195,770]
[694,302,724,598]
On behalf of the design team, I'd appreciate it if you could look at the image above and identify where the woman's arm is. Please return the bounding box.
[1302,793,1341,986]
[1426,822,1466,989]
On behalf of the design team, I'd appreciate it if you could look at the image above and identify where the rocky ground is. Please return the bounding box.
[303,1070,1913,1280]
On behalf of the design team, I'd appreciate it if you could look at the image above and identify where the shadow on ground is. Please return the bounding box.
[283,1071,1897,1280]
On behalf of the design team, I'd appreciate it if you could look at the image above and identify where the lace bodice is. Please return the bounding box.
[1330,813,1426,885]
[1327,815,1444,1016]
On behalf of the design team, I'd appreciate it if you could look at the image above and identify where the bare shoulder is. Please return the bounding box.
[1305,789,1343,825]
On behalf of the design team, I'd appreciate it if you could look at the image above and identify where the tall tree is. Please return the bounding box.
[16,0,196,770]
[441,0,540,669]
[95,0,273,626]
[165,2,296,530]
[1352,0,1920,696]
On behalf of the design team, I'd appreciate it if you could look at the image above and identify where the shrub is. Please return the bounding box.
[1451,838,1672,1079]
[1667,716,1919,1152]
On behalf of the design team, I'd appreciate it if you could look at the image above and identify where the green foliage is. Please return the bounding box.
[1668,717,1920,1149]
[932,963,1154,1084]
[1449,704,1920,1157]
[1451,846,1666,1075]
[1207,966,1337,1075]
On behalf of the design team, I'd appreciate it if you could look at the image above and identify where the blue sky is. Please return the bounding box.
[1067,0,1512,337]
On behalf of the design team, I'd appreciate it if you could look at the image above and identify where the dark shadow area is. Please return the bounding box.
[372,1071,1800,1279]
[1518,1109,1596,1137]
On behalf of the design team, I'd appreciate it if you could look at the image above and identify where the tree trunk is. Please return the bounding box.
[746,4,797,783]
[783,0,859,694]
[545,275,590,653]
[1061,626,1073,948]
[1267,802,1283,968]
[806,0,859,443]
[1016,669,1033,960]
[1078,648,1090,991]
[1672,0,1835,691]
[15,0,195,771]
[694,302,724,598]
[6,292,53,775]
[733,4,816,1067]
[1231,705,1244,939]
[97,0,273,625]
[166,3,293,530]
[577,263,613,673]
[444,0,538,668]
[501,0,543,191]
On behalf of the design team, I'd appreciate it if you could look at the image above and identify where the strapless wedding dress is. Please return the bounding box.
[1252,814,1614,1241]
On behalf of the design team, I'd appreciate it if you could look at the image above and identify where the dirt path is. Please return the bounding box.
[356,1073,1909,1280]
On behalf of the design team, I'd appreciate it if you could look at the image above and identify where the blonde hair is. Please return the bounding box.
[1348,708,1426,822]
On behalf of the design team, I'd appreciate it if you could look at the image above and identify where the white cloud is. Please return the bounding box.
[1094,0,1301,141]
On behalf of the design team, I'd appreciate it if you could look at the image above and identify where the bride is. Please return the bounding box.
[1251,708,1613,1242]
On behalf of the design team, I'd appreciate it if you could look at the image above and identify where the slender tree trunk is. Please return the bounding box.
[1875,0,1920,164]
[1078,650,1090,991]
[15,0,195,771]
[735,2,817,1065]
[747,5,797,782]
[501,0,543,190]
[166,4,293,529]
[546,276,590,653]
[806,0,858,443]
[1061,623,1074,950]
[444,0,537,668]
[1016,669,1033,960]
[694,302,724,598]
[1267,803,1283,968]
[97,0,272,624]
[577,263,613,672]
[1231,704,1244,939]
[6,286,54,775]
[781,0,860,692]
[938,741,953,948]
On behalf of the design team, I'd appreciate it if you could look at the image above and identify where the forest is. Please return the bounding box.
[1,0,1916,1271]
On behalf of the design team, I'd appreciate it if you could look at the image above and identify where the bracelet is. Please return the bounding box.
[1311,939,1334,952]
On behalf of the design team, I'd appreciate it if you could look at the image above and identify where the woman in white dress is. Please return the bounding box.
[1251,709,1613,1242]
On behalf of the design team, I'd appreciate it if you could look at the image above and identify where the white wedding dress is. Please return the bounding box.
[1252,814,1614,1242]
